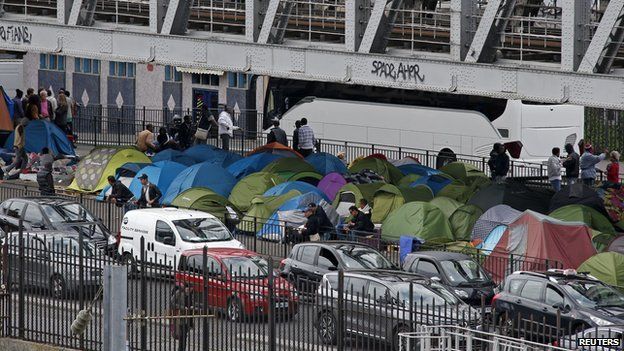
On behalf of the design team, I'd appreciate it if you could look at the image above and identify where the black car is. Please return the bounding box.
[0,197,115,253]
[493,269,624,340]
[279,241,396,290]
[402,251,496,307]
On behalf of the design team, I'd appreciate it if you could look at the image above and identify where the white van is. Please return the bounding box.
[117,208,244,268]
[276,97,583,163]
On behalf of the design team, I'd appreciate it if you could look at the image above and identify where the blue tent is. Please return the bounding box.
[162,162,237,204]
[226,153,285,179]
[183,144,242,167]
[129,161,187,199]
[257,192,327,240]
[305,152,348,175]
[115,162,151,178]
[4,120,75,156]
[477,225,507,254]
[152,149,196,166]
[398,164,440,177]
[410,174,452,195]
[263,181,329,201]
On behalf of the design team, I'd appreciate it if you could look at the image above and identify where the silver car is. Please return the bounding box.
[556,325,624,351]
[7,231,103,299]
[314,270,481,350]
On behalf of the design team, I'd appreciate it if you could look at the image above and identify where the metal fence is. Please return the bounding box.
[0,232,597,351]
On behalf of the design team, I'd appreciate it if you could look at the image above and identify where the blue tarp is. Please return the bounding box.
[257,192,326,240]
[162,161,237,204]
[129,161,188,199]
[398,164,440,177]
[410,174,452,195]
[1,86,14,123]
[399,236,426,264]
[263,181,329,201]
[477,225,507,253]
[4,120,75,155]
[305,152,348,176]
[183,144,243,167]
[152,149,196,166]
[226,153,285,179]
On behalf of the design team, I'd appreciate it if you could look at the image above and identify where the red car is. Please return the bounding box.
[175,248,299,321]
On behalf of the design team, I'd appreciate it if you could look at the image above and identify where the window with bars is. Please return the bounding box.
[109,61,136,78]
[75,58,101,75]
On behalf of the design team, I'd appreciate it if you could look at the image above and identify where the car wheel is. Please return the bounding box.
[50,275,67,299]
[122,253,138,273]
[227,297,243,322]
[317,311,337,345]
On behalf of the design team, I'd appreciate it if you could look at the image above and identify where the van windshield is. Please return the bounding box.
[172,218,233,243]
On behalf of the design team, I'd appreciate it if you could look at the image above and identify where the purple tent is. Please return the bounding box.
[318,172,347,201]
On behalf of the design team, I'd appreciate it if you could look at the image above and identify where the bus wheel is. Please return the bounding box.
[436,148,456,169]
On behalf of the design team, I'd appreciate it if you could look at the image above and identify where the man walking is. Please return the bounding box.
[267,119,288,146]
[580,144,607,186]
[547,147,562,192]
[12,89,24,120]
[298,118,315,157]
[135,174,162,208]
[218,106,236,151]
[562,143,579,185]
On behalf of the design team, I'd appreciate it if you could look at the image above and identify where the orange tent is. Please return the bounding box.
[247,142,303,158]
[0,87,14,131]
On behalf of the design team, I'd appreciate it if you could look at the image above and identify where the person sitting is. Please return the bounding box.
[136,124,157,153]
[605,151,621,189]
[347,206,375,237]
[156,127,178,151]
[106,175,134,206]
[358,199,371,218]
[135,174,162,208]
[297,203,334,242]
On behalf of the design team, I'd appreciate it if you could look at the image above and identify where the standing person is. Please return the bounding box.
[605,151,621,189]
[178,115,193,150]
[136,124,157,153]
[106,175,135,212]
[298,118,315,157]
[547,147,562,192]
[218,106,236,151]
[36,147,55,196]
[578,139,586,156]
[292,120,301,153]
[12,89,24,120]
[54,92,68,133]
[267,119,288,146]
[26,93,41,120]
[194,112,216,145]
[39,90,52,121]
[562,143,580,185]
[22,88,34,115]
[3,120,27,178]
[493,143,509,184]
[346,205,375,236]
[579,145,607,187]
[135,174,162,208]
[487,143,500,180]
[169,282,194,351]
[64,90,76,137]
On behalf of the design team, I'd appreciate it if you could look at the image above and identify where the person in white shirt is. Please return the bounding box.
[218,106,237,151]
[547,147,563,192]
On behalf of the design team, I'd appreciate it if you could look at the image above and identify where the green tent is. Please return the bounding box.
[349,158,404,185]
[171,187,239,221]
[430,197,483,241]
[287,171,323,184]
[371,184,434,223]
[237,190,302,232]
[68,146,151,192]
[262,158,317,180]
[591,230,617,252]
[381,202,454,243]
[398,174,421,187]
[333,182,385,217]
[440,162,489,186]
[550,204,616,235]
[437,182,475,204]
[578,252,624,290]
[228,172,285,212]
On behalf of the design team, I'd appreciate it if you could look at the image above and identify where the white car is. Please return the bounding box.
[117,208,244,269]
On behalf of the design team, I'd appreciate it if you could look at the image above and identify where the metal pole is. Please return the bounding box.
[268,256,276,351]
[140,237,147,350]
[103,265,128,351]
[78,229,85,350]
[337,270,344,351]
[17,215,24,339]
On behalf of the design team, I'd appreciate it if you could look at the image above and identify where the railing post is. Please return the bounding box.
[17,216,24,339]
[398,147,402,160]
[337,270,344,351]
[509,253,515,277]
[142,106,146,130]
[425,150,430,167]
[268,256,276,351]
[253,217,258,253]
[139,237,147,350]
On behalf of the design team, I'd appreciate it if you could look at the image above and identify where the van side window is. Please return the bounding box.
[155,221,176,246]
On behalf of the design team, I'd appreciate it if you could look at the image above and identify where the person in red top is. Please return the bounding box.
[606,151,621,189]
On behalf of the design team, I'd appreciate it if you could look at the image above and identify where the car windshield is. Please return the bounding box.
[41,204,105,238]
[562,281,624,308]
[223,256,269,278]
[396,282,460,306]
[440,259,490,286]
[334,245,394,269]
[173,218,232,243]
[47,237,96,257]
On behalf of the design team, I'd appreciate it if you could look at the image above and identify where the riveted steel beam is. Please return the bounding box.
[257,0,281,43]
[578,0,624,73]
[345,0,368,51]
[246,0,268,42]
[57,0,72,24]
[149,0,166,33]
[450,0,476,61]
[4,16,624,109]
[358,0,387,53]
[465,0,516,63]
[160,0,191,35]
[561,0,591,71]
[65,0,96,26]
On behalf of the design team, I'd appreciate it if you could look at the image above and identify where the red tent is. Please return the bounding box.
[483,210,596,282]
[247,142,302,159]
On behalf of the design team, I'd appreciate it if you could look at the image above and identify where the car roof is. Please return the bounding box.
[331,269,429,284]
[10,230,81,239]
[126,208,218,221]
[294,240,379,251]
[508,270,600,283]
[182,248,258,258]
[6,197,78,206]
[406,251,472,261]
